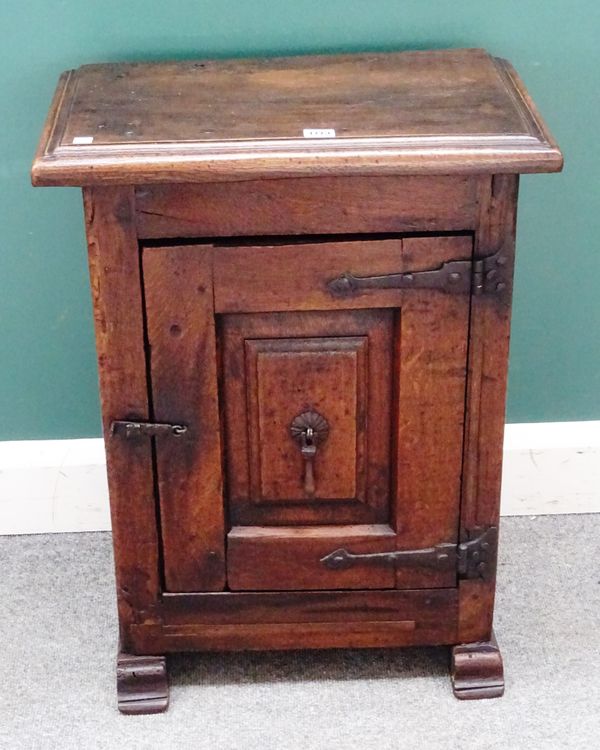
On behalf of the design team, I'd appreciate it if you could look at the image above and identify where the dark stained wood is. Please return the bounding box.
[143,245,226,592]
[32,71,73,170]
[220,309,393,527]
[462,176,518,528]
[458,174,518,643]
[32,49,562,186]
[83,187,161,641]
[61,51,541,144]
[33,49,562,706]
[130,613,457,653]
[161,588,457,626]
[117,652,169,714]
[217,235,469,591]
[227,525,397,591]
[215,237,472,590]
[135,175,481,238]
[245,336,367,503]
[213,235,472,313]
[392,236,471,590]
[451,630,504,700]
[132,621,420,652]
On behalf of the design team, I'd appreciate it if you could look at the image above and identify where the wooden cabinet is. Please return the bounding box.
[32,48,562,713]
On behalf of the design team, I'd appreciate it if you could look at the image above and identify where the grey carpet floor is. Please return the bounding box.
[1,515,599,750]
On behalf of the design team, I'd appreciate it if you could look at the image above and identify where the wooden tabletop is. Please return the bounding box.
[32,48,562,186]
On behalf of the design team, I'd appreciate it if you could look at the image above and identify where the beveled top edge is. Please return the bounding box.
[32,50,563,186]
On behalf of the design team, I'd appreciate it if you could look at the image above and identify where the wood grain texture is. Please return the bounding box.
[245,336,365,502]
[143,245,226,592]
[221,310,393,526]
[32,49,562,186]
[131,621,426,652]
[227,524,397,591]
[135,176,481,238]
[130,607,457,653]
[458,174,519,642]
[32,70,73,169]
[218,233,470,592]
[213,236,473,314]
[83,187,160,641]
[391,237,472,589]
[161,588,457,626]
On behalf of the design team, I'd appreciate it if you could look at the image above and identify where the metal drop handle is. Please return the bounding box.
[299,427,317,497]
[289,410,329,498]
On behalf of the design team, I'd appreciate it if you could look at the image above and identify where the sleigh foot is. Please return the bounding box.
[451,630,504,700]
[117,652,169,714]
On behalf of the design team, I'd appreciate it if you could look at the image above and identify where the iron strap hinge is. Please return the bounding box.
[456,526,499,581]
[327,251,509,299]
[471,252,510,297]
[320,526,498,582]
[110,420,188,439]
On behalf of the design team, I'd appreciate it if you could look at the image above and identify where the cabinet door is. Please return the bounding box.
[143,235,472,593]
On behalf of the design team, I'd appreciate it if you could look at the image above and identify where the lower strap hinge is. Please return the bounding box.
[320,526,498,581]
[456,526,498,581]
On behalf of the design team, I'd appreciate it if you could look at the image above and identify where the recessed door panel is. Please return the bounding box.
[221,309,393,528]
[247,336,366,502]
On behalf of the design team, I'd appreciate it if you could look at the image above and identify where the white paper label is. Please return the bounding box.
[72,136,94,145]
[302,128,336,138]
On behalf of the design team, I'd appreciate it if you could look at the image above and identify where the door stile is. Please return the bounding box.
[143,244,226,592]
[392,238,473,589]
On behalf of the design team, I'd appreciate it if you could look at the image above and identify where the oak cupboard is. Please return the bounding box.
[32,48,562,712]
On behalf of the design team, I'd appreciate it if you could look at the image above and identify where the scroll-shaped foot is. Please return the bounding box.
[117,652,169,714]
[451,630,504,700]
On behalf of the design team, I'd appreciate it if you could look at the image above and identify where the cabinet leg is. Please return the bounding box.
[450,629,504,700]
[117,652,169,714]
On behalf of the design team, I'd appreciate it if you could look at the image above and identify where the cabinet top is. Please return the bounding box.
[32,48,562,186]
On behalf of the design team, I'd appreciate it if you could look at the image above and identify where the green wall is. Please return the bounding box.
[1,1,599,440]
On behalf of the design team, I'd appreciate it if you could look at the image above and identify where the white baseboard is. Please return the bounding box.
[0,439,111,534]
[0,421,599,535]
[500,421,600,516]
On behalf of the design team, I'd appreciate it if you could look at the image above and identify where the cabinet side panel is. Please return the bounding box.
[83,186,160,640]
[459,174,519,641]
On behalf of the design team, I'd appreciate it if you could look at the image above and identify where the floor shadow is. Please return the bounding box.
[169,645,450,687]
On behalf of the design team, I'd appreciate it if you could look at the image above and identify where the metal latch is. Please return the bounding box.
[110,420,188,439]
[320,526,498,581]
